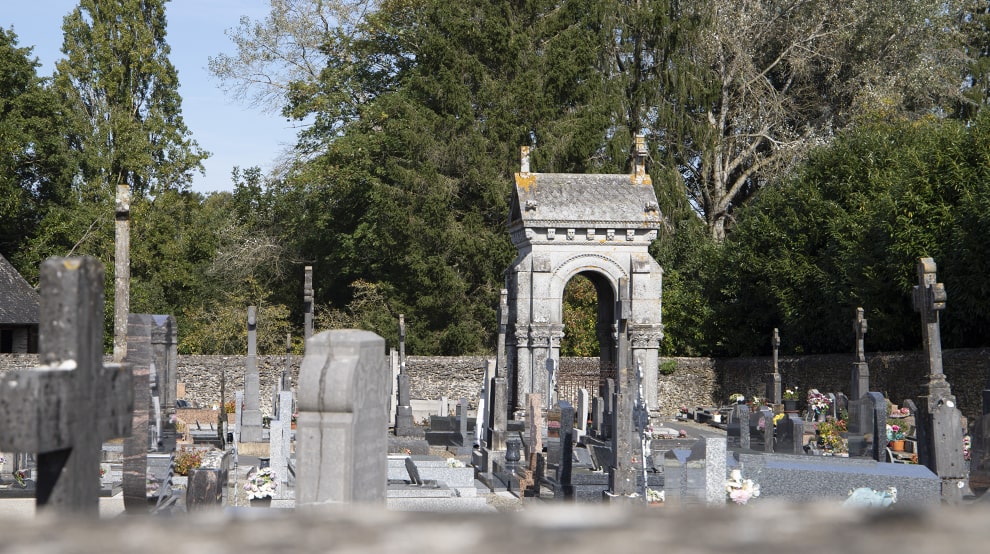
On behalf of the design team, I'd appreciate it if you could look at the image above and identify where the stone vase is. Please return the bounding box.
[783,400,799,413]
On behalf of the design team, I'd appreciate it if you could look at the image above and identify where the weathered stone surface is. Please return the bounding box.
[297,330,387,505]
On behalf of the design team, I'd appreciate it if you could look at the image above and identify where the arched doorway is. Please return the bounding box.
[557,271,617,405]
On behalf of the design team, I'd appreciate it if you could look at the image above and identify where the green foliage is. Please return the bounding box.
[659,359,678,376]
[709,113,990,355]
[560,275,600,357]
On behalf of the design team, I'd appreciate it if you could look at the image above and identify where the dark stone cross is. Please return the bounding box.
[851,307,870,400]
[766,328,782,404]
[911,257,965,503]
[0,257,132,515]
[912,258,948,386]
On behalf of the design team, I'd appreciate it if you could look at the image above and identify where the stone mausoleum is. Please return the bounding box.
[504,136,664,413]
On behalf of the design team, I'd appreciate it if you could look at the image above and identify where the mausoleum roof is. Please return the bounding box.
[509,172,663,229]
[0,254,40,325]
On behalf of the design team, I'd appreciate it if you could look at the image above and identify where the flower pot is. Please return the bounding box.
[782,400,799,413]
[250,496,273,508]
[889,439,905,452]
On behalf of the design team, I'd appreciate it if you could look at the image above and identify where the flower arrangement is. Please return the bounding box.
[728,393,745,403]
[963,435,972,461]
[773,413,786,426]
[224,400,237,414]
[0,454,5,466]
[13,469,28,487]
[816,418,847,453]
[679,405,689,414]
[646,488,665,504]
[173,448,204,476]
[890,406,910,418]
[886,424,906,441]
[446,458,466,468]
[806,389,831,412]
[244,467,278,499]
[725,469,760,505]
[751,397,765,409]
[783,389,799,400]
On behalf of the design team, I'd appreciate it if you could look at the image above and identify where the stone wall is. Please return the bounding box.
[2,347,986,422]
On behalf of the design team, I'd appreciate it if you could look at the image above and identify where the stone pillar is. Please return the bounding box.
[296,330,387,505]
[113,184,130,362]
[766,328,782,405]
[303,266,313,343]
[394,315,415,436]
[241,306,263,443]
[609,279,637,500]
[491,376,508,451]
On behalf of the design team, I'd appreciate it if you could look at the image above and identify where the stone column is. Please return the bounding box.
[113,184,130,362]
[394,315,415,436]
[303,266,314,343]
[241,306,263,442]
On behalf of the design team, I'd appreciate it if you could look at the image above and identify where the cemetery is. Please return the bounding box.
[0,141,988,552]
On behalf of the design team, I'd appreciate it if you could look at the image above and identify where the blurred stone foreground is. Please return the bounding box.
[2,502,987,553]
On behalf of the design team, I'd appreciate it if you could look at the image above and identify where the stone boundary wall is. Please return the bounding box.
[2,347,986,422]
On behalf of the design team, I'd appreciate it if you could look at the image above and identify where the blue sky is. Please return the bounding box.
[2,1,300,194]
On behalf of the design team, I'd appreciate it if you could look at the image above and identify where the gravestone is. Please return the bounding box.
[766,328,782,405]
[758,407,774,453]
[591,397,604,438]
[496,289,510,409]
[122,314,153,512]
[847,393,887,460]
[969,373,990,492]
[234,390,244,443]
[727,403,751,450]
[394,315,415,436]
[241,306,263,442]
[554,400,575,500]
[777,414,806,455]
[150,314,177,452]
[270,390,294,499]
[526,393,543,465]
[851,307,870,400]
[575,388,590,441]
[911,258,966,503]
[475,360,491,447]
[491,377,508,451]
[296,329,387,505]
[0,256,133,515]
[662,437,727,507]
[303,265,313,342]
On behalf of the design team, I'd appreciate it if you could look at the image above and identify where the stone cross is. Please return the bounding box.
[113,184,130,362]
[475,359,493,447]
[296,330,387,505]
[608,278,637,501]
[0,257,132,515]
[767,328,782,404]
[912,258,948,384]
[851,307,870,400]
[303,265,314,342]
[911,258,966,503]
[241,306,263,442]
[545,357,558,410]
[496,289,511,409]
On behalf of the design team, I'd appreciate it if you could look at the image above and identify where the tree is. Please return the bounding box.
[54,0,207,198]
[710,114,990,356]
[0,28,77,258]
[668,0,967,240]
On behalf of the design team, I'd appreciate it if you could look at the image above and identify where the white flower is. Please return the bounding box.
[725,469,761,505]
[446,458,466,468]
[245,467,279,499]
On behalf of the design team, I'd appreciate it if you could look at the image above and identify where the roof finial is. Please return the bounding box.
[632,134,647,183]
